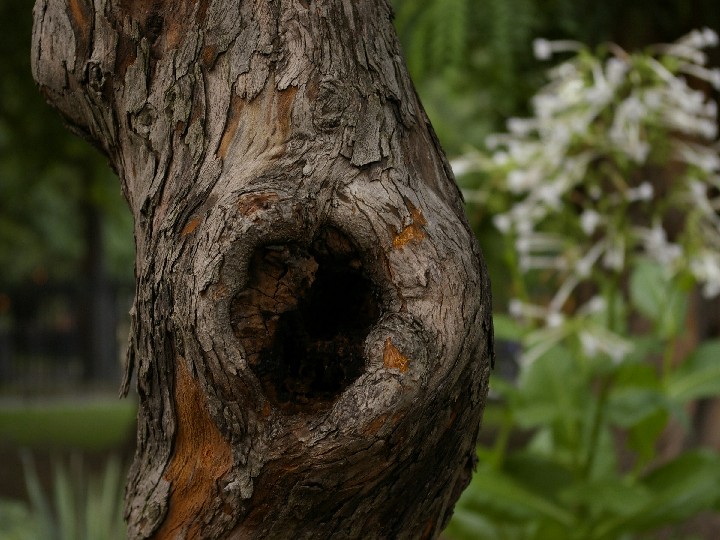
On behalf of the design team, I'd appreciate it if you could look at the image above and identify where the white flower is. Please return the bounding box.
[507,117,538,137]
[544,122,572,150]
[641,88,663,109]
[450,157,474,176]
[586,62,615,107]
[549,275,580,314]
[690,251,720,298]
[581,296,607,315]
[512,207,536,235]
[627,182,654,201]
[485,135,503,150]
[679,27,720,50]
[509,299,548,320]
[700,27,720,47]
[610,95,651,162]
[579,331,601,357]
[705,99,718,119]
[493,213,512,233]
[515,233,565,255]
[507,169,538,193]
[634,142,651,163]
[575,241,605,277]
[491,151,510,166]
[664,108,717,138]
[606,57,629,88]
[678,64,720,90]
[533,39,584,61]
[619,95,646,120]
[546,311,565,328]
[689,180,711,208]
[579,327,633,363]
[508,140,538,163]
[638,224,682,266]
[676,143,720,173]
[536,181,564,208]
[603,238,625,271]
[580,209,602,235]
[533,38,553,60]
[657,45,707,65]
[509,298,525,318]
[519,255,567,272]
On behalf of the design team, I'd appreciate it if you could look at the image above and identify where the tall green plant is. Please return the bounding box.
[447,29,720,539]
[20,454,126,540]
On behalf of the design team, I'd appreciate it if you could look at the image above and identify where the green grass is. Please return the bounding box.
[0,398,136,450]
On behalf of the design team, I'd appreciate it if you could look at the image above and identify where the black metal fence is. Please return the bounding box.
[0,281,132,395]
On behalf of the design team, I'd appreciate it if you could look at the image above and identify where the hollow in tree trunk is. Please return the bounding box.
[32,0,494,537]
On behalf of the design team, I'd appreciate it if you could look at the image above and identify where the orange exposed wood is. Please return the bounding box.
[393,223,425,248]
[236,191,279,217]
[275,85,298,140]
[363,413,389,435]
[66,0,91,60]
[393,199,427,248]
[67,0,89,34]
[383,338,409,372]
[180,217,201,236]
[201,44,218,68]
[217,94,245,159]
[152,359,232,539]
[406,200,428,227]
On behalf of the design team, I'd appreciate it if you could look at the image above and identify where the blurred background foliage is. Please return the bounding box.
[1,0,719,538]
[0,1,133,285]
[393,0,720,158]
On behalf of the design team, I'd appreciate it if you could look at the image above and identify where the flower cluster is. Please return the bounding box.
[456,29,720,363]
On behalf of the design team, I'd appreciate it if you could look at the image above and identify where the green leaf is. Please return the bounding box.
[53,459,78,540]
[666,340,720,403]
[0,499,41,540]
[503,453,575,501]
[626,408,668,464]
[20,453,54,539]
[560,478,653,518]
[591,450,720,538]
[461,466,576,527]
[445,507,500,540]
[492,313,525,341]
[513,346,587,430]
[606,387,667,428]
[629,260,688,338]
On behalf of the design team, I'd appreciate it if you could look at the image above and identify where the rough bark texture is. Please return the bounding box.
[32,0,494,538]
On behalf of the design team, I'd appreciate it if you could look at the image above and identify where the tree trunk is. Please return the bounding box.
[32,0,493,537]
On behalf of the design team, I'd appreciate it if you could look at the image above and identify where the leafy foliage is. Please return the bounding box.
[0,455,126,540]
[392,0,542,154]
[16,454,126,540]
[446,31,720,539]
[392,0,720,159]
[0,0,133,285]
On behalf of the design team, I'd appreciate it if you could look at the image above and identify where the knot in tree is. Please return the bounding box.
[32,0,494,537]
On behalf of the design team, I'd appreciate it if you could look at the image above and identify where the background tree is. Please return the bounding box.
[0,0,133,383]
[31,0,494,537]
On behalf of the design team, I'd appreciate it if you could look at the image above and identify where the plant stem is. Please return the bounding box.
[505,240,530,304]
[490,408,513,470]
[582,374,614,479]
[661,335,677,380]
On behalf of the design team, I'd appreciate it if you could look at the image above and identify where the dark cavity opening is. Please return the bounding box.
[230,228,380,414]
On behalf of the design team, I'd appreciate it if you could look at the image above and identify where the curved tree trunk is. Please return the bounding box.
[32,0,494,538]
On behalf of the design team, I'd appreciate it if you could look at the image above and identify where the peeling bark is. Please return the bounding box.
[32,0,494,538]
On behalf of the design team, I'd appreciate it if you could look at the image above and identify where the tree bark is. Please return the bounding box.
[32,0,494,538]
